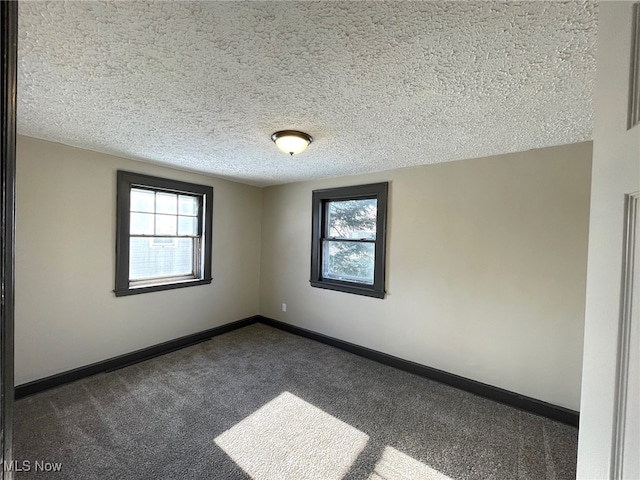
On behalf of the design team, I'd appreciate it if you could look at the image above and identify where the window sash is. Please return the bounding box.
[128,236,203,283]
[321,239,376,285]
[323,198,377,241]
[128,189,204,282]
[130,187,203,237]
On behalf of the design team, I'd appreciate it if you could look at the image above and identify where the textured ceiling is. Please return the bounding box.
[17,1,597,187]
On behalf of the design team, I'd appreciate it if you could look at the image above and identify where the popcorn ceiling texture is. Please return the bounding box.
[17,1,597,187]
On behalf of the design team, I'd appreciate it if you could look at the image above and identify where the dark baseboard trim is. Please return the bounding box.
[257,316,579,427]
[15,316,259,400]
[16,314,580,427]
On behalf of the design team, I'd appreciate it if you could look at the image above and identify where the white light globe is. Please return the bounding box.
[272,131,313,155]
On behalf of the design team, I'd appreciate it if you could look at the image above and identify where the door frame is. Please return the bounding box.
[1,1,18,478]
[611,192,640,479]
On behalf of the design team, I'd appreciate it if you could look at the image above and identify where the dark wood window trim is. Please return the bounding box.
[310,182,388,299]
[115,171,213,297]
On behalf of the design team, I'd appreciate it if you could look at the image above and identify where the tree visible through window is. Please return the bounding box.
[323,199,377,284]
[115,171,213,297]
[311,183,388,298]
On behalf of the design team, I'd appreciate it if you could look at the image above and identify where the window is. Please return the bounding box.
[115,171,213,296]
[310,182,388,298]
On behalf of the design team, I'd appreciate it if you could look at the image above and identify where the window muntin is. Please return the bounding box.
[311,183,388,298]
[115,171,213,296]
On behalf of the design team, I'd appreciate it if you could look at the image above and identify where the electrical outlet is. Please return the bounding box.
[282,303,287,312]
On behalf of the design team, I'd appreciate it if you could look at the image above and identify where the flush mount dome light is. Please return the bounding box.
[271,130,313,156]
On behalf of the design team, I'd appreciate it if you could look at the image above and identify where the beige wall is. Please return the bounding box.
[15,136,262,385]
[15,134,592,412]
[260,142,592,410]
[577,2,640,478]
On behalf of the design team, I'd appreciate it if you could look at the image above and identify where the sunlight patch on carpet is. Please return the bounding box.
[369,446,454,480]
[214,391,369,480]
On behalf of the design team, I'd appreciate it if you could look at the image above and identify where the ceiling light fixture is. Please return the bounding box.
[271,130,313,156]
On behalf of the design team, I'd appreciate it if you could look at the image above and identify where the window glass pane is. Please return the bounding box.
[130,189,155,213]
[326,199,377,240]
[179,195,198,216]
[178,216,197,236]
[155,214,177,235]
[322,240,375,285]
[156,192,177,214]
[130,212,154,235]
[129,237,194,281]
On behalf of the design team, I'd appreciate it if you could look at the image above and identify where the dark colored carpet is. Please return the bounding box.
[14,323,578,479]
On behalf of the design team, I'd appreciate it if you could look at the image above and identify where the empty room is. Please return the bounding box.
[1,1,639,480]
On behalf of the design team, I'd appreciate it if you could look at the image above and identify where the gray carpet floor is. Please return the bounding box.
[14,323,578,479]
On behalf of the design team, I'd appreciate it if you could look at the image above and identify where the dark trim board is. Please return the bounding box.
[15,314,579,427]
[15,316,259,399]
[1,0,18,475]
[258,316,580,427]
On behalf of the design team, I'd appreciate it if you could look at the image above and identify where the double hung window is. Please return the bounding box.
[310,183,388,298]
[115,171,213,296]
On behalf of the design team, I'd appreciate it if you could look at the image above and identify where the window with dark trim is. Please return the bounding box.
[310,182,388,298]
[115,171,213,297]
